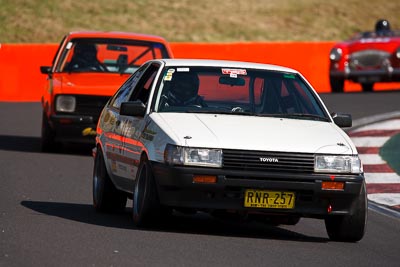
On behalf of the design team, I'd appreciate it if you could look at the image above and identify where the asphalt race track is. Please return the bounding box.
[1,91,400,266]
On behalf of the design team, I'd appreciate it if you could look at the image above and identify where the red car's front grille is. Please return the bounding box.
[349,49,391,69]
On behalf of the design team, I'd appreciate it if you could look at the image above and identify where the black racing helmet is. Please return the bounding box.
[74,42,98,59]
[375,19,391,32]
[169,72,200,102]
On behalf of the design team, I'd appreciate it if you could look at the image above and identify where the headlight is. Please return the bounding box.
[329,48,342,61]
[396,47,400,59]
[164,144,222,168]
[315,155,362,174]
[56,95,76,112]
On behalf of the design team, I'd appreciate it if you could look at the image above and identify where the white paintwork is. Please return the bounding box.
[150,112,355,154]
[160,59,298,73]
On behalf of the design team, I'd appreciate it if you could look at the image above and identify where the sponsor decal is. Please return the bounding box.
[82,127,96,136]
[222,68,247,76]
[259,157,279,163]
[177,67,190,72]
[164,72,173,81]
[111,160,117,172]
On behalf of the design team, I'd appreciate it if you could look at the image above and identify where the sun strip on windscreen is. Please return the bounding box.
[221,68,247,78]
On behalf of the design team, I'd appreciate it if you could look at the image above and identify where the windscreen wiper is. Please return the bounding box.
[257,113,329,121]
[185,109,255,116]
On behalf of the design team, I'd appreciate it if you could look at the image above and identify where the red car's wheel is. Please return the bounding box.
[40,111,59,152]
[361,83,374,92]
[329,76,345,93]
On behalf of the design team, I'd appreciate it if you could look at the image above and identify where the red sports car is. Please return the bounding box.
[329,19,400,92]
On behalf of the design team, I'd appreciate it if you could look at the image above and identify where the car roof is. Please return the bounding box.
[65,31,169,43]
[158,58,298,73]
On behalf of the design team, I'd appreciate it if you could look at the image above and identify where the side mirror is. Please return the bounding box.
[120,101,146,117]
[40,66,51,74]
[331,112,352,128]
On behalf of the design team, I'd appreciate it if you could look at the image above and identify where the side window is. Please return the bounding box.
[109,64,148,109]
[253,77,264,105]
[128,63,160,104]
[52,36,67,72]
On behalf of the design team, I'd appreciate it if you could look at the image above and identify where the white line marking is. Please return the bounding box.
[368,193,400,206]
[351,119,400,132]
[359,154,386,165]
[351,136,390,147]
[364,173,400,184]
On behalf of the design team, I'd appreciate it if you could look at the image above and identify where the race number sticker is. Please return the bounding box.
[222,68,247,78]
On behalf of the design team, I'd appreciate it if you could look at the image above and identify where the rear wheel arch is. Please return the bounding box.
[92,146,127,212]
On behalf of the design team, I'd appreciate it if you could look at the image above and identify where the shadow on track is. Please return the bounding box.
[21,200,328,243]
[0,135,41,152]
[0,134,93,156]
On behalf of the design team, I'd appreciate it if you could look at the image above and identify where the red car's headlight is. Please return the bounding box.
[329,47,343,61]
[396,47,400,59]
[55,95,76,112]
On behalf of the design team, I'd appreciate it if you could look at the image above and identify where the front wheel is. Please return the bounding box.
[40,111,58,152]
[325,182,367,242]
[132,156,170,227]
[361,82,374,92]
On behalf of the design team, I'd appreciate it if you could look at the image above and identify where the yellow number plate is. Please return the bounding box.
[244,190,295,209]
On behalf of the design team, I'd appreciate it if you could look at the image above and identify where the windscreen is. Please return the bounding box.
[155,66,329,121]
[57,38,170,74]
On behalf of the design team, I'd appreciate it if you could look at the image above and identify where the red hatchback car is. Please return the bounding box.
[40,31,173,151]
[329,19,400,92]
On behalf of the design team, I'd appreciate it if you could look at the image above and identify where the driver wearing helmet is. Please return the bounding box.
[65,42,106,71]
[375,19,392,36]
[160,71,205,109]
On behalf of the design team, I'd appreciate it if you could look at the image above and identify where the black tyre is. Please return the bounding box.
[132,155,170,227]
[361,82,374,92]
[40,111,58,152]
[329,76,345,93]
[93,148,127,212]
[325,182,367,242]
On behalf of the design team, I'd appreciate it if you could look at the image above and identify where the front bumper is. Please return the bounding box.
[330,68,400,83]
[50,114,97,144]
[152,162,365,219]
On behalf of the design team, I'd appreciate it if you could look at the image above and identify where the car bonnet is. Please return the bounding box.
[54,73,130,96]
[152,113,356,155]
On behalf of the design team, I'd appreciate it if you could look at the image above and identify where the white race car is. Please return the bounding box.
[93,59,367,242]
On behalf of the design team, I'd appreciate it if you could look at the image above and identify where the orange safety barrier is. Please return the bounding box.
[1,42,399,102]
[0,44,57,101]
